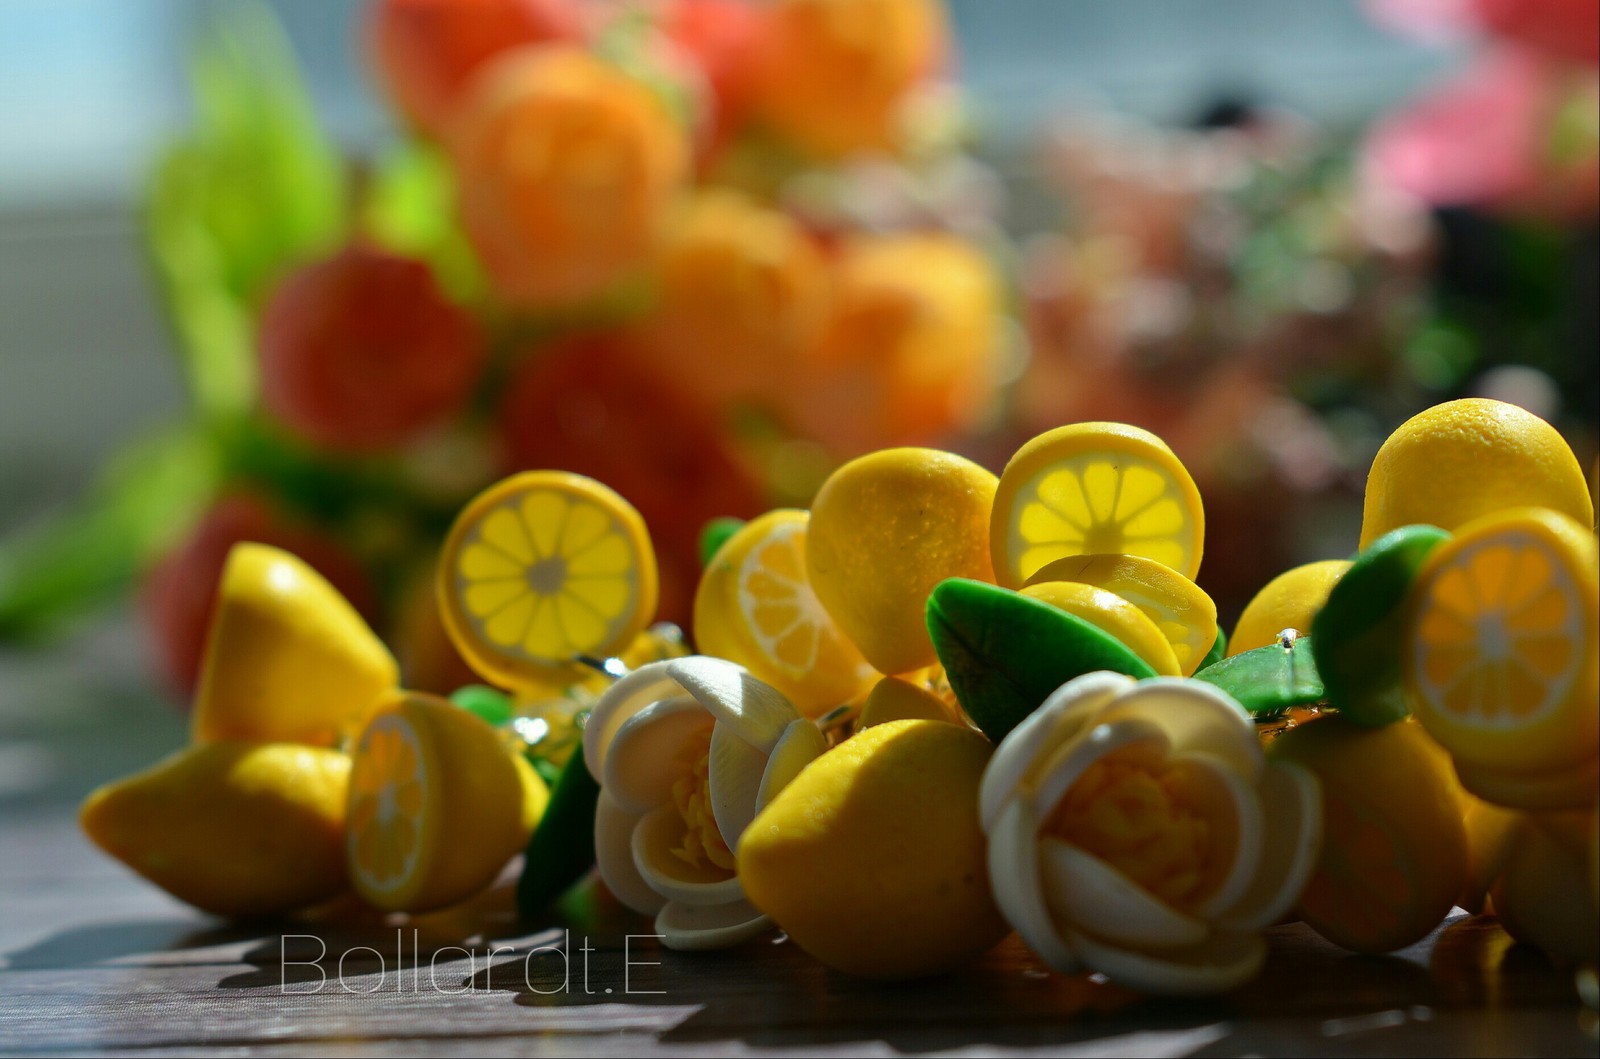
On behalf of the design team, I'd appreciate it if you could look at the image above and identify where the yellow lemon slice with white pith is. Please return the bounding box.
[1019,580,1181,676]
[347,692,546,913]
[1403,506,1599,780]
[438,470,658,690]
[991,422,1204,588]
[695,509,876,718]
[1024,552,1217,675]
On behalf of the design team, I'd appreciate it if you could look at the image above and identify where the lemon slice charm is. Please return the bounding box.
[1403,506,1598,780]
[439,470,659,690]
[991,422,1204,588]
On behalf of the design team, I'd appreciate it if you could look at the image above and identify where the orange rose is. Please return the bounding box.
[749,0,947,158]
[639,190,829,409]
[784,232,1001,455]
[452,46,690,307]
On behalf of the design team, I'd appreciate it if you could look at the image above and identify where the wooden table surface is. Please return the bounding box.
[2,617,1597,1057]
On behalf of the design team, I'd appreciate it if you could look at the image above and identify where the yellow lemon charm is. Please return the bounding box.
[991,422,1204,588]
[438,470,658,689]
[346,692,547,913]
[192,543,397,748]
[694,509,876,718]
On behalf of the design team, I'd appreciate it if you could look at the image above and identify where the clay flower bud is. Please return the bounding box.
[585,657,827,949]
[785,232,1001,454]
[749,0,947,158]
[452,46,690,307]
[643,189,828,409]
[980,671,1322,995]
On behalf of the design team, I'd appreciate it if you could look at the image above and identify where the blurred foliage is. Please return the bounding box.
[145,1,346,418]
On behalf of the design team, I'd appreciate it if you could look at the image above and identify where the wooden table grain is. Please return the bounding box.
[1,619,1596,1057]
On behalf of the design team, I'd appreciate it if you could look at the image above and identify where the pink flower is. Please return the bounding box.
[1365,48,1598,221]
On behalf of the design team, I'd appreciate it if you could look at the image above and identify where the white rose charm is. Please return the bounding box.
[980,671,1322,994]
[584,656,827,950]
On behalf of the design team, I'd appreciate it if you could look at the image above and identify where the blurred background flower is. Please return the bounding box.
[1,0,1593,709]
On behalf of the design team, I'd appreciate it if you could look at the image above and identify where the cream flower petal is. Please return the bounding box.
[987,799,1082,973]
[1064,926,1266,996]
[1095,678,1262,783]
[656,898,772,951]
[756,718,828,813]
[602,696,711,816]
[1027,717,1170,825]
[1165,750,1264,922]
[1214,760,1322,932]
[980,671,1133,831]
[631,805,746,907]
[668,656,800,751]
[594,791,665,917]
[1038,838,1210,950]
[584,661,688,782]
[708,720,769,851]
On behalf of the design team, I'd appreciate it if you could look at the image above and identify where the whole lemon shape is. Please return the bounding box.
[193,542,398,748]
[738,718,1008,980]
[80,742,350,918]
[1229,559,1351,656]
[1361,398,1591,549]
[1269,716,1467,954]
[807,448,997,675]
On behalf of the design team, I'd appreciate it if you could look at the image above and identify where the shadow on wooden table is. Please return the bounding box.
[8,869,1589,1055]
[2,919,261,971]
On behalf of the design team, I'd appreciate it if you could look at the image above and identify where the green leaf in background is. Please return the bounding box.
[697,516,745,568]
[517,738,602,918]
[145,0,347,419]
[1193,634,1324,717]
[363,142,486,305]
[927,578,1156,743]
[450,684,516,727]
[0,428,220,639]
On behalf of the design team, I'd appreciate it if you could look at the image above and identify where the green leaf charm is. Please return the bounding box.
[927,578,1156,743]
[1193,633,1324,716]
[1196,625,1228,672]
[1313,524,1450,727]
[517,738,602,918]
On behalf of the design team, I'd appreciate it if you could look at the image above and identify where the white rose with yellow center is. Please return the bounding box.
[981,671,1322,994]
[585,656,827,950]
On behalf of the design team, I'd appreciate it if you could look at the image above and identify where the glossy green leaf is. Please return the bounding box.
[1196,625,1228,672]
[517,739,602,918]
[1313,524,1449,728]
[927,578,1156,743]
[1193,635,1324,717]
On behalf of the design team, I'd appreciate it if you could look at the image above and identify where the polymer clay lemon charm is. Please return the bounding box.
[438,471,659,689]
[991,422,1204,588]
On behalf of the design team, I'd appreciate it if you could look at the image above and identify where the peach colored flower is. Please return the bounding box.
[748,0,946,158]
[452,46,690,307]
[981,672,1322,995]
[782,232,1001,455]
[639,190,829,410]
